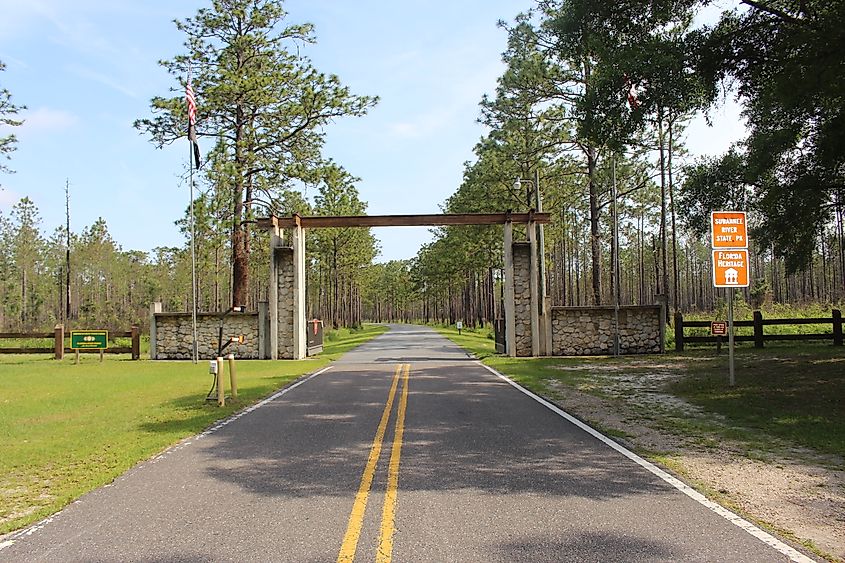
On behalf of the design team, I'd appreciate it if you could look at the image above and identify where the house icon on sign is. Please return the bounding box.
[725,268,739,285]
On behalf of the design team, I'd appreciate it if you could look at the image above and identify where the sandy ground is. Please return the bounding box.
[544,362,845,562]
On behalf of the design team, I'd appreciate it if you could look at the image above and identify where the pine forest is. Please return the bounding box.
[1,0,843,333]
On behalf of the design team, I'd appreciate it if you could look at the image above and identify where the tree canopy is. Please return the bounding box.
[0,60,24,178]
[135,0,377,306]
[683,0,845,271]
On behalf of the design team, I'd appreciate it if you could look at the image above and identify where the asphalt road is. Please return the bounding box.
[0,324,814,562]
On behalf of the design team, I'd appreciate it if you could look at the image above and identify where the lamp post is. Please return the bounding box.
[217,305,245,357]
[206,304,244,404]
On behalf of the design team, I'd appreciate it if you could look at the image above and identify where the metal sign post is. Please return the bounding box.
[728,290,735,386]
[711,211,750,387]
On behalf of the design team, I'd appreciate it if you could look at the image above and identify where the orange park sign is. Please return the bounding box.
[712,249,750,288]
[711,211,748,248]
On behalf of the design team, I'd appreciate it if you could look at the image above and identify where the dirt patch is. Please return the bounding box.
[544,370,845,562]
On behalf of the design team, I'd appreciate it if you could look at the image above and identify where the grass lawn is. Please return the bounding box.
[670,347,845,458]
[0,324,387,535]
[434,325,845,459]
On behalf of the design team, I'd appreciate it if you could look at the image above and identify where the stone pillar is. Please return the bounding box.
[512,242,533,357]
[528,219,540,357]
[292,219,307,360]
[149,302,162,359]
[269,231,283,359]
[503,220,516,357]
[275,246,295,359]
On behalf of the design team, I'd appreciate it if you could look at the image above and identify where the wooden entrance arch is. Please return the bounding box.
[257,212,551,359]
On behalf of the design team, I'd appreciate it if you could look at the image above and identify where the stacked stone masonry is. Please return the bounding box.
[551,306,662,356]
[512,242,533,357]
[154,313,260,360]
[276,246,295,359]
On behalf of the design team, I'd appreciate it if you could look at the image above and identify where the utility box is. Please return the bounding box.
[307,319,324,356]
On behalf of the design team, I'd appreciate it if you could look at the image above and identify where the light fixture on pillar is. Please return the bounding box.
[514,172,548,357]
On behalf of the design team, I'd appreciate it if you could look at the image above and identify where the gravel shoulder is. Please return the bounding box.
[538,359,845,563]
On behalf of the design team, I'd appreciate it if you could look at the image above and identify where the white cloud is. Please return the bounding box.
[67,65,138,98]
[19,107,79,133]
[0,187,22,210]
[389,110,451,139]
[385,58,501,140]
[0,0,131,58]
[0,54,28,70]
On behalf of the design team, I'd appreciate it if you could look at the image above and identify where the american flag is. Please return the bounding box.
[623,73,640,110]
[186,78,201,168]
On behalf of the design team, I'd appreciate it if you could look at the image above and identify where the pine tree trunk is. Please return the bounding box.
[668,118,680,313]
[231,99,249,309]
[657,116,669,312]
[587,147,602,306]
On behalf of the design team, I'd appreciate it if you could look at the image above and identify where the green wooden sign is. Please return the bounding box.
[70,330,108,350]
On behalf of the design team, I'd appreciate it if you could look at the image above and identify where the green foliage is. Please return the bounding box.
[678,150,752,237]
[135,0,377,304]
[360,260,417,323]
[308,165,378,327]
[670,347,845,458]
[0,59,24,177]
[682,1,845,272]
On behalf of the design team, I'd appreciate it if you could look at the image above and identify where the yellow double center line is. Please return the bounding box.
[338,363,410,563]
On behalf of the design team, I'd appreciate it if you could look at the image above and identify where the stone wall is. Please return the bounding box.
[550,305,663,356]
[513,242,532,357]
[276,246,295,359]
[152,312,261,360]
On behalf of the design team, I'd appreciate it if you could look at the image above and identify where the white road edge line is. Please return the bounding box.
[0,365,334,553]
[194,365,334,440]
[476,361,816,563]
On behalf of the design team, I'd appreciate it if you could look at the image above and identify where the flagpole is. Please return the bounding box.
[189,141,198,364]
[188,67,199,364]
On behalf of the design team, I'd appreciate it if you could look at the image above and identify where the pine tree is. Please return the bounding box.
[135,0,377,308]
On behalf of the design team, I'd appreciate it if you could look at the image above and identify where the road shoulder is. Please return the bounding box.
[493,361,844,563]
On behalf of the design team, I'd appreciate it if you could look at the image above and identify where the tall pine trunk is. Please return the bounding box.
[232,101,249,308]
[587,147,602,305]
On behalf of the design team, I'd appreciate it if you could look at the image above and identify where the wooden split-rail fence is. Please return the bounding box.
[674,310,843,351]
[0,325,141,360]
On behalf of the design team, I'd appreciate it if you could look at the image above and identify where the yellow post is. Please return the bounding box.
[227,354,237,400]
[216,357,225,407]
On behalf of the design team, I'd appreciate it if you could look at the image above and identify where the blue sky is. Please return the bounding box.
[0,0,743,261]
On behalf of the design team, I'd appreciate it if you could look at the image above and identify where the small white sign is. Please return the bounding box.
[456,321,463,330]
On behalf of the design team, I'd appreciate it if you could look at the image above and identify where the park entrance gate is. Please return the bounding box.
[257,212,551,359]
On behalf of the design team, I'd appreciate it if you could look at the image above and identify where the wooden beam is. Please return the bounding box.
[257,212,550,229]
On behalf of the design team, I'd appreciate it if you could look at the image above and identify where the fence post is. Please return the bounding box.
[833,309,843,346]
[674,312,684,352]
[131,325,140,360]
[753,310,764,348]
[54,324,64,360]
